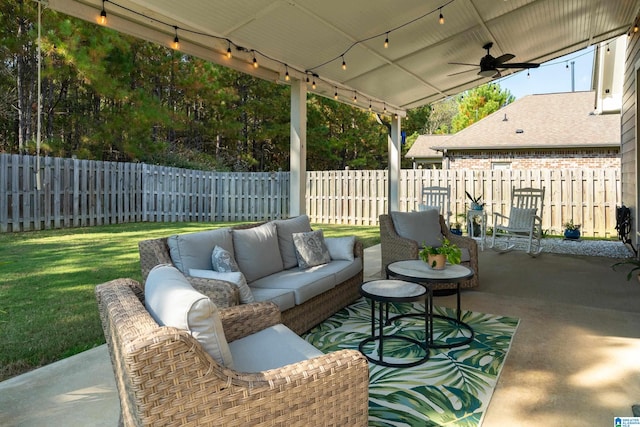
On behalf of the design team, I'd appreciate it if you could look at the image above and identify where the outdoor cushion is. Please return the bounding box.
[273,215,313,269]
[417,204,440,212]
[228,324,323,373]
[144,265,234,368]
[292,229,331,268]
[250,267,336,305]
[391,209,442,248]
[233,222,284,283]
[189,269,255,304]
[211,245,239,272]
[167,228,234,273]
[249,287,296,311]
[507,207,537,229]
[324,236,356,261]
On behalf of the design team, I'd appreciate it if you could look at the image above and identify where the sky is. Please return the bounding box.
[494,45,595,99]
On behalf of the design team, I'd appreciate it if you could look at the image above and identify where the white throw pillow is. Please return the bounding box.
[324,236,355,261]
[232,222,284,283]
[189,269,255,304]
[145,264,234,368]
[292,229,331,268]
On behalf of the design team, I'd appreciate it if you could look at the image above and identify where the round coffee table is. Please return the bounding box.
[386,260,475,349]
[358,279,429,367]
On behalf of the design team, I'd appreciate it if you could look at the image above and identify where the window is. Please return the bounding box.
[491,162,511,170]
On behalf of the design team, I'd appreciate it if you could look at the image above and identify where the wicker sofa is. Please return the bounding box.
[138,216,363,335]
[379,211,479,290]
[96,277,369,426]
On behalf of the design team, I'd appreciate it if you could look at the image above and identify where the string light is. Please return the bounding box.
[334,88,338,100]
[606,45,610,54]
[312,77,316,89]
[99,0,107,25]
[527,70,530,79]
[226,42,232,59]
[172,26,180,50]
[635,22,639,33]
[368,100,372,111]
[384,32,389,48]
[252,52,258,68]
[353,92,358,103]
[284,65,290,81]
[342,56,347,70]
[439,8,445,25]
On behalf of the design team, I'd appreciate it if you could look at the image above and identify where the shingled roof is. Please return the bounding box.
[428,91,620,152]
[405,135,449,159]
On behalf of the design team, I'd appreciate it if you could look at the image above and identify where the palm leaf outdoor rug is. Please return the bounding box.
[302,298,519,427]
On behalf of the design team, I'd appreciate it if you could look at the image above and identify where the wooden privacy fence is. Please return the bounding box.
[1,154,621,237]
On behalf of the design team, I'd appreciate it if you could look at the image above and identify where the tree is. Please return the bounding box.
[451,84,514,132]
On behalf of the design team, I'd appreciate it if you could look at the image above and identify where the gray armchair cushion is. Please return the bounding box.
[391,210,442,248]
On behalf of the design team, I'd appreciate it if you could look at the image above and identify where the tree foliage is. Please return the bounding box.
[0,1,387,171]
[451,84,514,132]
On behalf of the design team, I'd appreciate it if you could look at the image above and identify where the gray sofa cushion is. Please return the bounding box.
[167,228,233,273]
[250,267,336,305]
[324,236,356,261]
[228,324,323,373]
[249,287,296,311]
[273,215,313,269]
[391,210,442,248]
[232,222,284,283]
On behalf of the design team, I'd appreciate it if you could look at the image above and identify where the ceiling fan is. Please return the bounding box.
[449,42,540,78]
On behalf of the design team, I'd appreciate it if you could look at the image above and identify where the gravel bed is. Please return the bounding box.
[490,237,634,258]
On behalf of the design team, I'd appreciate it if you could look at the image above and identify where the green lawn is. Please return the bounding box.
[0,221,380,382]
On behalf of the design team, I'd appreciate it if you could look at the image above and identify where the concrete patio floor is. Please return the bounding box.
[1,243,640,426]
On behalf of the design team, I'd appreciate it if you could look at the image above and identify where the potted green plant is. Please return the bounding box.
[465,191,485,211]
[563,219,581,240]
[450,221,463,235]
[419,237,462,270]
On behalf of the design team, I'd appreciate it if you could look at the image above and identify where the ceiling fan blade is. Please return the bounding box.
[501,62,540,69]
[448,62,478,67]
[494,53,515,65]
[448,68,477,76]
[478,69,497,78]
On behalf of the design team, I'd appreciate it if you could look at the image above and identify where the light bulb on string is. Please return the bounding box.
[334,88,338,100]
[284,65,290,81]
[312,78,316,89]
[253,52,259,68]
[342,56,347,70]
[99,0,107,25]
[172,27,180,50]
[226,42,232,59]
[439,8,444,25]
[527,70,530,79]
[384,33,389,48]
[353,92,357,103]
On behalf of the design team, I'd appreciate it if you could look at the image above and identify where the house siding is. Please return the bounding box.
[622,23,640,246]
[448,149,620,170]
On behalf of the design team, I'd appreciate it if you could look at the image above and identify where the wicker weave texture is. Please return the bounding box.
[379,214,479,289]
[96,278,369,427]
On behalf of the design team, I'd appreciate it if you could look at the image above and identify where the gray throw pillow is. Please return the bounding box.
[211,245,239,272]
[292,229,331,269]
[391,210,442,248]
[273,215,313,269]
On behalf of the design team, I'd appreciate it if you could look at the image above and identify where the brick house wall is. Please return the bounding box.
[447,148,620,170]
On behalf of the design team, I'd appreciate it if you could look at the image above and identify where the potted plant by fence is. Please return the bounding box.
[419,237,462,270]
[450,221,463,236]
[563,220,581,240]
[466,191,485,211]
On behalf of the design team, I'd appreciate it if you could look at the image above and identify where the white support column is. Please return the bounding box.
[388,115,402,213]
[290,79,307,216]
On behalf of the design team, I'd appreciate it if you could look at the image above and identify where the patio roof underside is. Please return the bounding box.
[48,0,640,115]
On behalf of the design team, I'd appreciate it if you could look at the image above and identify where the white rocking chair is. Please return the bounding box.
[418,185,451,226]
[491,186,545,256]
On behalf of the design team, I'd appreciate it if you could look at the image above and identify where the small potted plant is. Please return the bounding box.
[466,191,485,211]
[419,237,462,270]
[563,219,581,240]
[450,221,463,236]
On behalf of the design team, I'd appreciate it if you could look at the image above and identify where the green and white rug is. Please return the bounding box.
[303,298,519,427]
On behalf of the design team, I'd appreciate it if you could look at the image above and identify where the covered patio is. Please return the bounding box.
[2,243,640,425]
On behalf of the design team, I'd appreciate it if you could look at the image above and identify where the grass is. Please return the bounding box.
[0,221,380,382]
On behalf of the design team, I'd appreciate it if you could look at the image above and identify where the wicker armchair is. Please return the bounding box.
[379,213,479,289]
[96,278,369,427]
